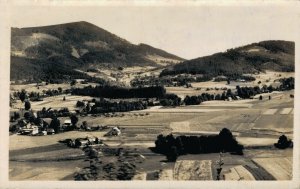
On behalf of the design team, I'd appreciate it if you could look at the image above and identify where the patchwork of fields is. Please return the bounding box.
[9,87,294,180]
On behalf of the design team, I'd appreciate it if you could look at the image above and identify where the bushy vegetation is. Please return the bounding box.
[274,135,293,149]
[279,77,294,90]
[159,94,181,106]
[154,128,244,161]
[184,93,218,105]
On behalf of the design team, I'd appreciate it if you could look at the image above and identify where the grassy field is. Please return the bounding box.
[9,160,85,180]
[252,157,292,180]
[224,165,256,180]
[11,95,94,111]
[10,91,294,150]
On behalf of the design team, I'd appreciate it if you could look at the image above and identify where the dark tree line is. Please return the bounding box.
[183,92,228,106]
[183,93,218,105]
[154,128,244,161]
[90,99,148,114]
[237,86,255,99]
[71,85,166,99]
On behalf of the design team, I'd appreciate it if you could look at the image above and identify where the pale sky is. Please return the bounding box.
[10,4,299,59]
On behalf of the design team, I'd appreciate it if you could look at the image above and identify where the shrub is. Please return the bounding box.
[70,114,79,127]
[24,100,31,110]
[76,101,85,107]
[50,117,61,133]
[274,135,293,149]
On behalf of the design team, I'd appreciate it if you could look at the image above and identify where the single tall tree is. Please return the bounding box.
[70,114,79,128]
[24,100,31,110]
[50,117,61,133]
[19,89,26,103]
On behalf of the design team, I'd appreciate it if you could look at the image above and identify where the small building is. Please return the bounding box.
[47,128,55,135]
[19,124,39,135]
[63,119,72,126]
[42,118,52,127]
[62,119,72,130]
[105,127,121,136]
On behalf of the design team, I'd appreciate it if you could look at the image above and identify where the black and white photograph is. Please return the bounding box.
[0,0,299,188]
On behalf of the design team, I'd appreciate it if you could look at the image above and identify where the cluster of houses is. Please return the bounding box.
[12,111,122,137]
[16,117,73,136]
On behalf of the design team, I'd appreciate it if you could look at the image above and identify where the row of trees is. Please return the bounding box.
[183,93,221,105]
[37,107,71,118]
[154,128,244,162]
[71,85,166,99]
[90,99,148,114]
[12,88,69,103]
[78,77,293,111]
[236,85,272,99]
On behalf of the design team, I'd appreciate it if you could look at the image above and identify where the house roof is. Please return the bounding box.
[64,119,72,124]
[43,118,52,125]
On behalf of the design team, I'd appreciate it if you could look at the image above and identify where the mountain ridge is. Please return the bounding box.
[10,21,184,82]
[160,40,294,77]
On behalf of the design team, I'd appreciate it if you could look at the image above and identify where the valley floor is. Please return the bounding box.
[9,90,294,180]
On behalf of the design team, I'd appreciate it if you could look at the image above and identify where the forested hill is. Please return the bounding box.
[160,40,294,77]
[11,21,184,82]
